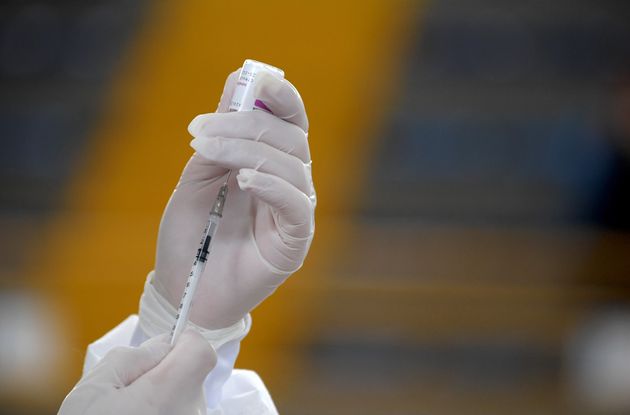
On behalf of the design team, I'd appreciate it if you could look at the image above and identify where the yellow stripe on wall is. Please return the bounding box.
[32,0,421,399]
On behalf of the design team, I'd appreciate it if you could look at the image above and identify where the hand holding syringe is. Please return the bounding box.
[145,57,312,347]
[169,60,286,346]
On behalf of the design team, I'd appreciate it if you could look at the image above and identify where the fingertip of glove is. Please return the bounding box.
[253,74,309,133]
[188,114,204,137]
[236,168,256,189]
[254,71,284,96]
[190,137,223,160]
[189,137,209,154]
[190,137,200,151]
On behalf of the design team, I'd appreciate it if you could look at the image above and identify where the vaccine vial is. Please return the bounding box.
[229,59,284,112]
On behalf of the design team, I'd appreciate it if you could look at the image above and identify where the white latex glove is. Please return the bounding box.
[58,329,217,415]
[153,69,315,329]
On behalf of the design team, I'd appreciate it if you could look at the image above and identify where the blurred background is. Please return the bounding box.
[1,0,630,414]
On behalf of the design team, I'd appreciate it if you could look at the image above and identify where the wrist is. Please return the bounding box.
[138,271,251,349]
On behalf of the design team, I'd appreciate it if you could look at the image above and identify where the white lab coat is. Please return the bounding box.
[83,315,279,415]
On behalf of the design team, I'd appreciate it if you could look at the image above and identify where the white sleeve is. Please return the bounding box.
[82,315,278,415]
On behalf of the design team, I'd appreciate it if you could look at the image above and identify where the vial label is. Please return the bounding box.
[229,59,284,112]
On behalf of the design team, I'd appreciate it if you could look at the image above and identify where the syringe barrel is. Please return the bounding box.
[170,213,220,346]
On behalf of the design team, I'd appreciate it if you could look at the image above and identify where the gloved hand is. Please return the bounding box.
[152,69,315,330]
[58,329,216,415]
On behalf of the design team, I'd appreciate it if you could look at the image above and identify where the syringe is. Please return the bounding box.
[169,172,230,346]
[168,59,284,346]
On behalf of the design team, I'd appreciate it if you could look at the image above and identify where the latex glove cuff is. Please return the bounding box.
[138,271,251,349]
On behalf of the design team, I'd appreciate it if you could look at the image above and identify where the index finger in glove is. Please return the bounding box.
[254,71,309,133]
[191,136,311,195]
[188,111,310,163]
